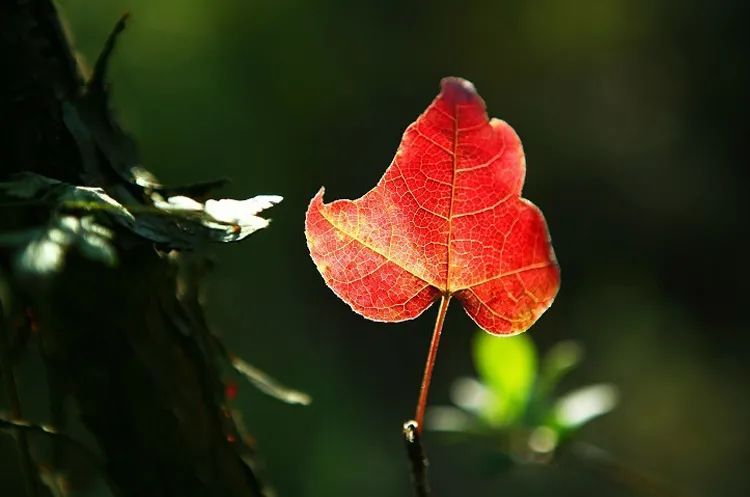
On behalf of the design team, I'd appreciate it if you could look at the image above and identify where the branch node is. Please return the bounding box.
[403,419,431,497]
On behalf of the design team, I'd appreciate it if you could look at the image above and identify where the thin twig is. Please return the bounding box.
[0,417,103,470]
[403,420,431,497]
[207,329,311,406]
[229,354,312,406]
[0,302,39,497]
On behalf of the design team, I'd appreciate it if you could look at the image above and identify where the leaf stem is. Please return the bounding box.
[0,302,39,497]
[415,294,451,432]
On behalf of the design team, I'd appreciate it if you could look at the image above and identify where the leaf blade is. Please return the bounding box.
[305,78,559,334]
[473,331,537,426]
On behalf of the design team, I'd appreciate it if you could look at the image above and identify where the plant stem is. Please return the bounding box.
[0,302,39,497]
[403,420,430,497]
[415,294,451,432]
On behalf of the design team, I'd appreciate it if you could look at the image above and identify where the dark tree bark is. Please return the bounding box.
[1,2,266,496]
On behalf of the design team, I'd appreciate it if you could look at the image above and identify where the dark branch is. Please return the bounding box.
[403,420,431,497]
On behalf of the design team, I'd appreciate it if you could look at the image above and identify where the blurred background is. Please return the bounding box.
[2,0,748,496]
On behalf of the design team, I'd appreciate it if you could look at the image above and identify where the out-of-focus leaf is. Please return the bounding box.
[537,340,584,397]
[551,383,619,432]
[230,354,311,406]
[527,426,559,455]
[426,406,476,433]
[450,376,491,414]
[38,467,71,497]
[0,172,135,222]
[0,172,62,200]
[473,331,537,426]
[16,215,117,275]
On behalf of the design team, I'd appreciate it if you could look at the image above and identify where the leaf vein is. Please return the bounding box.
[317,204,439,289]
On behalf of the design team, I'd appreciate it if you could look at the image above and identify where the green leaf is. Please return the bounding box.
[16,215,117,276]
[424,406,476,433]
[537,340,584,399]
[142,194,283,246]
[449,376,491,414]
[0,172,62,200]
[0,172,135,224]
[473,330,537,426]
[551,383,618,433]
[1,173,282,253]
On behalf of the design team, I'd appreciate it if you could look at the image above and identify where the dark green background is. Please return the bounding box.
[2,0,748,496]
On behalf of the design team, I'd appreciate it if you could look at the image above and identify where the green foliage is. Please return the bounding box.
[537,340,583,395]
[0,172,280,277]
[0,173,125,275]
[429,330,618,463]
[473,332,536,427]
[14,215,117,275]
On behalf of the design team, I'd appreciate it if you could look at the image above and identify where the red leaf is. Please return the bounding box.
[305,77,559,336]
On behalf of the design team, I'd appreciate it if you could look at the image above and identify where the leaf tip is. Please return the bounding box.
[440,77,481,105]
[307,187,326,216]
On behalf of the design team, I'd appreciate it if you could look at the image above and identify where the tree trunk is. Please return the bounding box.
[1,2,266,496]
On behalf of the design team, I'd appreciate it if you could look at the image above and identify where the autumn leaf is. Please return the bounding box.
[305,77,560,429]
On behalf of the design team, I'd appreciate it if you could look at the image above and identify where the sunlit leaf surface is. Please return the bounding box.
[306,78,559,334]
